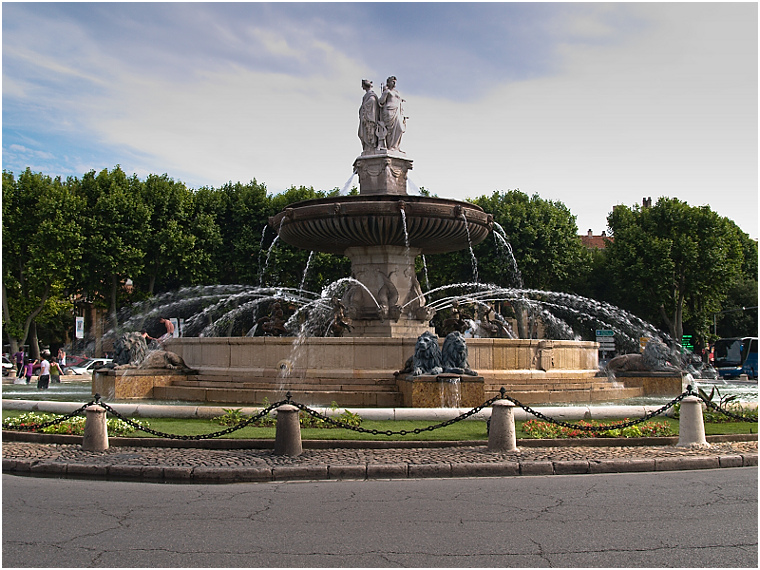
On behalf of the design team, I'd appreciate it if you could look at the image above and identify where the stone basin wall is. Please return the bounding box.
[164,337,600,387]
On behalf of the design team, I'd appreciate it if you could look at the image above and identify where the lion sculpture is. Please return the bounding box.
[410,331,443,376]
[441,331,478,376]
[605,338,680,375]
[113,331,193,371]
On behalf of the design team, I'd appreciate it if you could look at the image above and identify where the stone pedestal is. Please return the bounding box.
[342,245,434,338]
[353,152,413,196]
[93,368,197,400]
[396,374,485,408]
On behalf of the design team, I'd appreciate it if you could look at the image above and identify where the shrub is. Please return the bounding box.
[2,411,146,436]
[522,418,675,439]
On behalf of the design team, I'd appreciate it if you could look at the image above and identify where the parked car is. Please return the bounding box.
[2,356,13,376]
[64,358,113,375]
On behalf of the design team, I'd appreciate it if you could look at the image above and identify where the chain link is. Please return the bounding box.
[1,401,95,432]
[3,387,751,439]
[95,399,289,440]
[696,394,758,422]
[501,390,691,432]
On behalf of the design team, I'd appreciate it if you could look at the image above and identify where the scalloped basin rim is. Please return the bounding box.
[270,195,493,255]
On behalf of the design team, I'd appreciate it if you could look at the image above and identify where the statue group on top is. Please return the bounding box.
[359,76,407,154]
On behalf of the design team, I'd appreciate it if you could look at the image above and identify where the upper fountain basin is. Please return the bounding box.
[269,195,493,255]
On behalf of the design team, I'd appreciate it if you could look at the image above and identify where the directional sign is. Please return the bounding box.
[596,330,614,337]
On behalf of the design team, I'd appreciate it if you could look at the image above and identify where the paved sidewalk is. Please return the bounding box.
[3,437,756,484]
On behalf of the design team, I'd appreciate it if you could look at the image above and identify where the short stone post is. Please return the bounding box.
[82,405,109,452]
[488,399,518,452]
[677,395,709,448]
[274,404,303,456]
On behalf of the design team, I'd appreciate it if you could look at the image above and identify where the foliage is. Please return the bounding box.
[2,169,85,354]
[672,386,759,423]
[521,418,675,439]
[212,401,363,429]
[605,198,745,346]
[2,411,146,436]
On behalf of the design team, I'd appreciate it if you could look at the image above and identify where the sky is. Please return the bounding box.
[2,2,758,238]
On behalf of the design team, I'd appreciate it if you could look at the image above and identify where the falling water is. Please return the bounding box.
[406,176,422,196]
[422,255,430,291]
[492,222,523,288]
[257,226,269,286]
[460,211,479,283]
[439,376,462,408]
[300,251,315,292]
[340,171,357,195]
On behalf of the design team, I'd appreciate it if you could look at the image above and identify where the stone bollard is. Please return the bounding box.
[82,405,109,452]
[488,400,518,452]
[677,395,709,448]
[274,404,303,456]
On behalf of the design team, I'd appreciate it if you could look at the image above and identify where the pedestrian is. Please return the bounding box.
[23,358,35,385]
[50,357,62,384]
[158,317,175,343]
[57,347,66,367]
[13,349,24,378]
[37,355,50,390]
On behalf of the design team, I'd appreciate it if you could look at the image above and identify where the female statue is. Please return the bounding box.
[378,76,406,152]
[358,79,379,153]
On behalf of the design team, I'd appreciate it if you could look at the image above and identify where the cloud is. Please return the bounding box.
[2,2,756,238]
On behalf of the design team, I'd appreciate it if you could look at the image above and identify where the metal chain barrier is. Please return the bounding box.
[1,401,96,432]
[695,393,758,422]
[285,392,503,436]
[499,387,693,433]
[2,386,753,440]
[94,395,290,440]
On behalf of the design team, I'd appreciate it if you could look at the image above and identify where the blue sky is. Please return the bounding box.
[3,2,757,238]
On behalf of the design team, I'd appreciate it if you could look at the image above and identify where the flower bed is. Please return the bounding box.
[522,419,675,439]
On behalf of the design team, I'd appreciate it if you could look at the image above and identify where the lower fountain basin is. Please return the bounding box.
[269,195,493,255]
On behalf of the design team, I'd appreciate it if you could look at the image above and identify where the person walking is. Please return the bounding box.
[13,349,24,378]
[23,358,36,385]
[50,357,62,384]
[57,348,66,368]
[37,356,50,390]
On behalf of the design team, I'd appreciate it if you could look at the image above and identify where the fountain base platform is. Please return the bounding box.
[89,337,682,407]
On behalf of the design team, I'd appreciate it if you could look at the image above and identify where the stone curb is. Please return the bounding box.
[3,453,756,484]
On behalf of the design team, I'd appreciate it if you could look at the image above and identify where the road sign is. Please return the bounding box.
[596,330,614,337]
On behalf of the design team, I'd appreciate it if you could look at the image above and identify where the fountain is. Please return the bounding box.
[93,77,683,407]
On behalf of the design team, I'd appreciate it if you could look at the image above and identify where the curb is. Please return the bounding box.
[3,453,756,484]
[2,430,757,448]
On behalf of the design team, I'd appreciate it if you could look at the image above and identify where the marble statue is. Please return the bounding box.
[358,79,379,154]
[378,76,406,152]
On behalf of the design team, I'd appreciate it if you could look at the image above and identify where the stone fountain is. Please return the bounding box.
[94,77,682,407]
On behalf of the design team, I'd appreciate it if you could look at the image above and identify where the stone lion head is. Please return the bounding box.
[442,331,478,376]
[412,331,443,376]
[114,332,149,367]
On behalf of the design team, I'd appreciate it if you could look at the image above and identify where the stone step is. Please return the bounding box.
[169,379,399,392]
[154,385,404,408]
[485,386,644,405]
[190,374,399,386]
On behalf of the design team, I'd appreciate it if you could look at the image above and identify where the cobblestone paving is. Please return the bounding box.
[3,440,757,469]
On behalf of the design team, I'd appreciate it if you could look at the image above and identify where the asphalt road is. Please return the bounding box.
[3,468,757,567]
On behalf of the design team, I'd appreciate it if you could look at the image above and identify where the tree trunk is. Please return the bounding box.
[29,322,40,360]
[1,281,19,355]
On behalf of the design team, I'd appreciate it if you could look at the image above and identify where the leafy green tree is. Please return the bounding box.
[138,174,221,294]
[606,198,744,345]
[2,169,84,356]
[74,167,151,329]
[425,190,590,337]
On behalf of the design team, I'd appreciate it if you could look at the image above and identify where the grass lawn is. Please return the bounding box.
[3,410,757,440]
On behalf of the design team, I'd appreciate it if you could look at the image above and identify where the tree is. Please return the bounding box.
[138,174,221,294]
[605,198,744,346]
[423,190,590,337]
[75,167,151,330]
[2,169,84,356]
